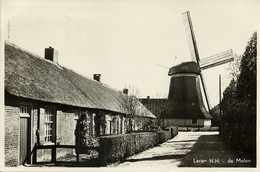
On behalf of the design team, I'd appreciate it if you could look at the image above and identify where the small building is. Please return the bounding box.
[140,98,170,127]
[4,42,155,166]
[141,97,211,130]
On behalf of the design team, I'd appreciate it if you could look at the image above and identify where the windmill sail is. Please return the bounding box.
[182,11,211,111]
[182,11,200,63]
[199,72,212,111]
[200,49,234,70]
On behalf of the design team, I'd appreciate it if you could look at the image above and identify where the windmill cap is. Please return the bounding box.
[168,61,201,75]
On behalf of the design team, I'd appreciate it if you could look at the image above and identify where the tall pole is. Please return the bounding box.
[219,75,221,116]
[174,57,177,65]
[8,19,11,40]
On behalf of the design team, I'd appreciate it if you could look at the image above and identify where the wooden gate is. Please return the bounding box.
[19,106,31,165]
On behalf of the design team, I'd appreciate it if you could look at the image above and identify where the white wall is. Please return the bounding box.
[162,119,209,128]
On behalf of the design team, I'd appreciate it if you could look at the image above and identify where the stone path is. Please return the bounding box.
[110,131,255,168]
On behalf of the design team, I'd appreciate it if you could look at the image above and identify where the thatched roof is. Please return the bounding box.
[5,42,155,118]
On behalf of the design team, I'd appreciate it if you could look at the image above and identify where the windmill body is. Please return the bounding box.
[165,62,212,129]
[161,11,233,129]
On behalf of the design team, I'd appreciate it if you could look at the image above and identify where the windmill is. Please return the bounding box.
[166,11,233,129]
[182,11,233,110]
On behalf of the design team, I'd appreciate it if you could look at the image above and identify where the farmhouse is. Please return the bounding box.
[4,42,155,166]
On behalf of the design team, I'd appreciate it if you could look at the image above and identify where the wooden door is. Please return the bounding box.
[19,106,31,165]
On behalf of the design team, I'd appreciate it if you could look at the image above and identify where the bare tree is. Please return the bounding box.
[140,92,173,128]
[120,85,152,133]
[225,54,242,81]
[144,99,172,128]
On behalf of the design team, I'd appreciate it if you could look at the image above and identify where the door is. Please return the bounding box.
[19,106,31,165]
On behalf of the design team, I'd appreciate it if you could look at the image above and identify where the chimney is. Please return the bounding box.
[123,88,128,95]
[93,74,101,82]
[45,46,58,63]
[147,96,150,99]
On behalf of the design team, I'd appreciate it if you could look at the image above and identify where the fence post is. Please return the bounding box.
[51,145,57,164]
[32,144,37,164]
[76,152,79,162]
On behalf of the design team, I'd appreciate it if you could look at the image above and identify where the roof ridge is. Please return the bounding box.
[5,40,123,94]
[140,97,168,99]
[5,40,64,69]
[5,40,44,60]
[61,67,123,95]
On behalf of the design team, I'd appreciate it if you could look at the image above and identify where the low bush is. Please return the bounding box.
[98,129,178,165]
[156,131,167,143]
[210,127,219,131]
[171,126,178,136]
[98,132,158,165]
[187,127,199,131]
[164,126,178,138]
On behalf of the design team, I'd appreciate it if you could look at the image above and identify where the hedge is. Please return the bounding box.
[98,129,178,165]
[155,131,167,143]
[170,126,178,137]
[160,126,178,141]
[220,101,256,159]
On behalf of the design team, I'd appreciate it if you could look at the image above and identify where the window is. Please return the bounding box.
[20,105,30,117]
[44,109,55,142]
[20,106,29,113]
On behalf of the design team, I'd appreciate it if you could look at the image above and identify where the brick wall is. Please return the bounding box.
[31,107,38,162]
[5,105,20,167]
[36,149,52,162]
[31,108,38,146]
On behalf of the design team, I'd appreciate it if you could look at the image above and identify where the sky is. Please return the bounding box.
[1,0,260,108]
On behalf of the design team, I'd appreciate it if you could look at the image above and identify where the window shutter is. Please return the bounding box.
[39,108,45,144]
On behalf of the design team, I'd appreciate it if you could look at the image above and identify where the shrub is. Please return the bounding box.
[98,130,178,165]
[98,132,159,165]
[171,126,178,136]
[156,131,167,143]
[210,127,219,131]
[220,32,256,165]
[164,126,178,138]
